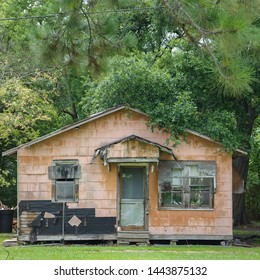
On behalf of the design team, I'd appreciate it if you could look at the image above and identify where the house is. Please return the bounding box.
[2,106,247,243]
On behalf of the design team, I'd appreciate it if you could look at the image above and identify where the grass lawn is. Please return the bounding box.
[233,222,260,247]
[1,234,260,260]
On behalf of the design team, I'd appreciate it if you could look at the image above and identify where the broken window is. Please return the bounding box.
[158,161,216,209]
[48,160,81,202]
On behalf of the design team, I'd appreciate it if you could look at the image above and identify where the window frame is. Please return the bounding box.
[158,161,216,210]
[48,159,80,203]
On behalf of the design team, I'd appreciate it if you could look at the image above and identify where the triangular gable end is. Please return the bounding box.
[91,134,177,166]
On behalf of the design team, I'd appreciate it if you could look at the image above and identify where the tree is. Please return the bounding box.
[28,0,141,121]
[246,118,260,220]
[0,1,59,206]
[31,0,260,130]
[0,78,57,206]
[160,0,260,96]
[83,46,254,151]
[80,53,198,142]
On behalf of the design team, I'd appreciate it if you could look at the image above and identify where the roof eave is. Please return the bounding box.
[185,129,247,156]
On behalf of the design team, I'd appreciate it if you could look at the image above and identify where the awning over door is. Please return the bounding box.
[91,134,177,165]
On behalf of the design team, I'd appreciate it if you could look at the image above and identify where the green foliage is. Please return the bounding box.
[248,118,260,185]
[246,118,260,220]
[0,79,56,146]
[211,57,255,97]
[161,0,260,97]
[0,159,17,206]
[153,45,250,151]
[148,92,198,145]
[30,0,139,72]
[194,110,240,152]
[246,183,260,221]
[80,47,250,151]
[81,53,200,144]
[81,54,176,113]
[0,78,57,204]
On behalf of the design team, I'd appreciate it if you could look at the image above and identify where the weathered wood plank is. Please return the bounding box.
[149,234,233,240]
[18,234,117,242]
[19,211,40,234]
[117,231,150,244]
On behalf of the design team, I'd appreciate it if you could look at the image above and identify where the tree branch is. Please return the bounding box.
[81,7,93,61]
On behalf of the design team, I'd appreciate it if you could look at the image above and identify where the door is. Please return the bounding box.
[119,166,147,230]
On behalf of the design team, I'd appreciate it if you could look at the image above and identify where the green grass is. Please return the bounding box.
[234,228,260,235]
[1,234,260,260]
[233,230,260,246]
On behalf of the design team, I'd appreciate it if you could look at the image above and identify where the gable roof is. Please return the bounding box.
[2,105,247,157]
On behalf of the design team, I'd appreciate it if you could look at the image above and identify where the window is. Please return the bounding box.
[48,160,81,202]
[160,168,184,207]
[158,161,216,209]
[55,180,75,201]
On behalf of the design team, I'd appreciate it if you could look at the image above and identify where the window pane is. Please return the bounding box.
[161,192,172,205]
[172,177,183,186]
[198,163,216,176]
[189,164,216,177]
[161,191,183,206]
[171,168,183,186]
[190,186,210,207]
[189,165,200,176]
[172,191,183,205]
[121,167,144,199]
[160,181,172,192]
[172,168,183,176]
[190,177,214,187]
[56,181,75,201]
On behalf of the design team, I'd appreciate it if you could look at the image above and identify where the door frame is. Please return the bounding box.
[117,163,149,231]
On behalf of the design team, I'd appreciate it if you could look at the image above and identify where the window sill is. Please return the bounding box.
[158,207,215,211]
[52,200,79,203]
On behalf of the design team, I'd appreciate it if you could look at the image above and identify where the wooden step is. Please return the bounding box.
[117,231,149,244]
[3,237,18,247]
